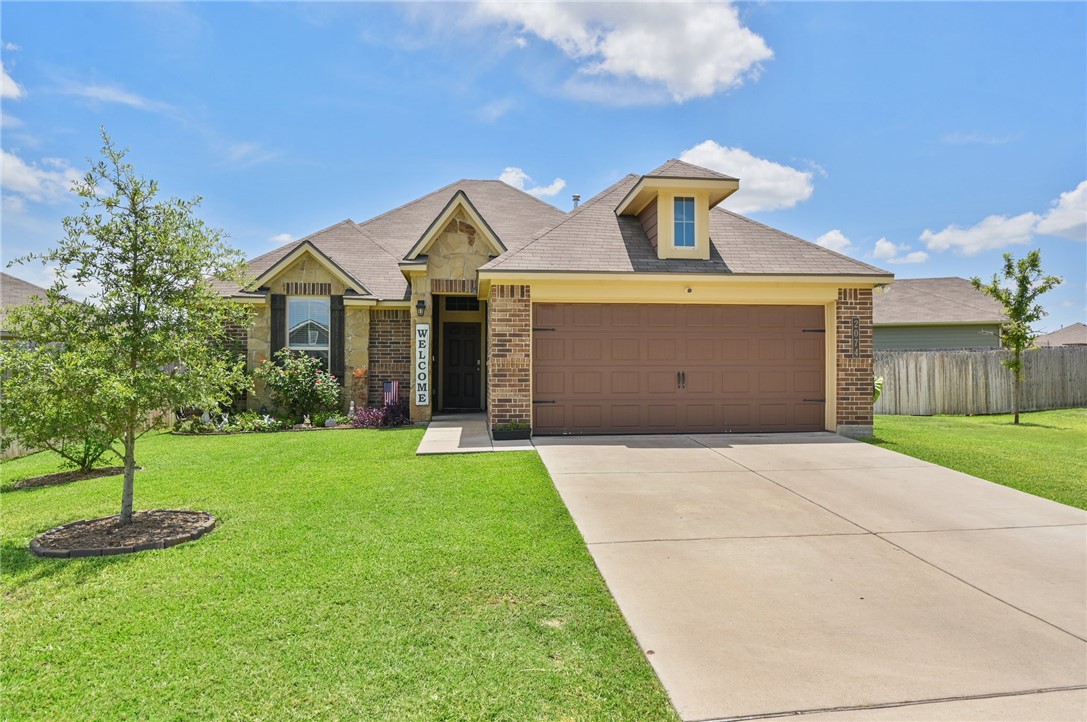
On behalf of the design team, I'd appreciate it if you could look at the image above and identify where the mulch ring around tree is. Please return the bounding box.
[30,510,216,558]
[12,466,141,490]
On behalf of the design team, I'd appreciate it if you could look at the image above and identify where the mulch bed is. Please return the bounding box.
[30,510,216,558]
[12,466,139,490]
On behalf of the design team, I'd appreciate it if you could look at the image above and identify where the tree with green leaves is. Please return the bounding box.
[5,130,250,522]
[971,250,1062,424]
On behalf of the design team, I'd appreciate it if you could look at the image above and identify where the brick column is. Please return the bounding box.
[487,284,532,432]
[367,309,411,408]
[835,288,874,437]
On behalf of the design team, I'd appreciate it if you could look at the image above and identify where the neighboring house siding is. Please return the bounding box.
[486,284,532,429]
[874,324,1001,351]
[368,308,411,406]
[836,288,874,436]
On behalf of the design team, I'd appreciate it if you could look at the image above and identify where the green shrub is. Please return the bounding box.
[253,349,342,422]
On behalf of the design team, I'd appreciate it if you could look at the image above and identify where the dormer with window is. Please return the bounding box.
[614,159,740,261]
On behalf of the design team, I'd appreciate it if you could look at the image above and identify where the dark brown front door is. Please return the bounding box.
[443,322,482,410]
[532,303,826,435]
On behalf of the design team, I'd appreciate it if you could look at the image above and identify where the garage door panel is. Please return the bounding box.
[611,338,641,361]
[647,338,676,361]
[532,304,825,434]
[610,371,640,394]
[572,338,602,361]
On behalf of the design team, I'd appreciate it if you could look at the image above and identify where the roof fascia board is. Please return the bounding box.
[246,241,373,297]
[404,191,506,261]
[616,177,740,216]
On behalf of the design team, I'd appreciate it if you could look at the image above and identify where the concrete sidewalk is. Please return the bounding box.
[536,433,1087,721]
[415,413,534,455]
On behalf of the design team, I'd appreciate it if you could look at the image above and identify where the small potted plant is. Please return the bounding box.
[492,421,531,441]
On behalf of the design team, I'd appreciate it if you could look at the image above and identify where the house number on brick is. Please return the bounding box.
[851,316,861,358]
[415,323,430,406]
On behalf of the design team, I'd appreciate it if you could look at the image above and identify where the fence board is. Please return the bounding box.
[874,347,1087,415]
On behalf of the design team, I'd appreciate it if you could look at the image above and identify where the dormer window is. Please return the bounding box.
[674,197,696,248]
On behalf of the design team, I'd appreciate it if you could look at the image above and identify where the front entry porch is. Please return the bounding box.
[415,413,534,455]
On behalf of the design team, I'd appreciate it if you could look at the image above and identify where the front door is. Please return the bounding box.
[443,322,482,410]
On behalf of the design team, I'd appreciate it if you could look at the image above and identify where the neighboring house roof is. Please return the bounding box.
[483,174,887,276]
[873,277,1006,325]
[645,158,738,181]
[1,271,49,309]
[1037,322,1087,347]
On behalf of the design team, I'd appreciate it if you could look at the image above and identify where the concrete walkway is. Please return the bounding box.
[415,413,534,455]
[535,433,1087,722]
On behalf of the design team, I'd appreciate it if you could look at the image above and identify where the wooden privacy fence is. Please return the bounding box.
[874,347,1087,416]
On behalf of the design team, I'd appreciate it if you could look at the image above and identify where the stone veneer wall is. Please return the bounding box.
[368,308,411,407]
[487,284,532,430]
[835,287,874,437]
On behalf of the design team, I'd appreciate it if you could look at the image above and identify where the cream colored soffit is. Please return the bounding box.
[403,190,506,261]
[615,177,740,217]
[245,240,374,297]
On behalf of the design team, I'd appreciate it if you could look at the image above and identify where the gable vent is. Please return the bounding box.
[283,282,332,296]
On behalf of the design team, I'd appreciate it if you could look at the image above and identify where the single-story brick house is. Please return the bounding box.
[218,159,892,437]
[872,277,1005,351]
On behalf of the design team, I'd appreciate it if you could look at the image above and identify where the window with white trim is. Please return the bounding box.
[287,297,330,369]
[674,196,695,248]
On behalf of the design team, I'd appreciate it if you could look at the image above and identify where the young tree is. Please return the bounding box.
[971,250,1062,424]
[8,130,250,522]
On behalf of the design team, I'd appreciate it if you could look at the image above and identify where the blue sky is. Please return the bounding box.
[2,1,1084,331]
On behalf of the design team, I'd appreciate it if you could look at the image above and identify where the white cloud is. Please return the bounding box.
[1036,180,1087,241]
[1,111,22,128]
[223,142,278,168]
[941,130,1022,146]
[1,60,24,99]
[478,98,516,123]
[499,166,566,198]
[889,251,929,265]
[513,36,528,49]
[58,80,174,113]
[0,149,81,204]
[475,1,772,103]
[270,233,294,244]
[680,140,813,214]
[4,42,21,51]
[815,230,851,253]
[920,212,1040,256]
[872,237,927,265]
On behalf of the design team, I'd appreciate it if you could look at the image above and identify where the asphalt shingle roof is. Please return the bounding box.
[1037,322,1087,347]
[645,158,738,181]
[1,271,49,308]
[227,165,892,300]
[873,277,1006,325]
[225,181,566,300]
[483,174,888,276]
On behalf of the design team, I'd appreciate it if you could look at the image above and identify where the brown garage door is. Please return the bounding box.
[532,303,826,435]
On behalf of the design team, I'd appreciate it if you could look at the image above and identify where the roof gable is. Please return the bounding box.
[404,191,506,261]
[1,271,51,308]
[247,237,373,296]
[646,158,738,181]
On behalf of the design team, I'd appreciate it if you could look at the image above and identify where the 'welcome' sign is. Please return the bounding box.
[415,323,430,406]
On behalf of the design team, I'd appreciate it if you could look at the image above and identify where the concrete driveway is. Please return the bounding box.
[534,433,1087,721]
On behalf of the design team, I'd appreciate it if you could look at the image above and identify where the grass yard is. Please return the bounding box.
[1,430,676,722]
[865,408,1087,510]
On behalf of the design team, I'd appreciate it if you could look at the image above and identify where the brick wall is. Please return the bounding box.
[367,308,411,406]
[836,288,874,435]
[487,284,532,429]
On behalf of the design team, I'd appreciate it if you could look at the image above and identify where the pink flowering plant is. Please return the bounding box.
[253,348,342,422]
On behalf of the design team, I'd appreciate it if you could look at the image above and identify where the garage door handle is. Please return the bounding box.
[803,398,826,403]
[533,400,556,404]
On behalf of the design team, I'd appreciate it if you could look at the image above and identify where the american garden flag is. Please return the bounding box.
[383,380,399,406]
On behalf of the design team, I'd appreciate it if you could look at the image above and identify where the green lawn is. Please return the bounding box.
[1,430,676,722]
[865,408,1087,510]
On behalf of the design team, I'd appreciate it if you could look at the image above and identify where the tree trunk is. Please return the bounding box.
[120,425,136,524]
[1013,374,1021,425]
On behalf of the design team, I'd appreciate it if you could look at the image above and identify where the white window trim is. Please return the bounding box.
[673,196,696,248]
[287,296,331,365]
